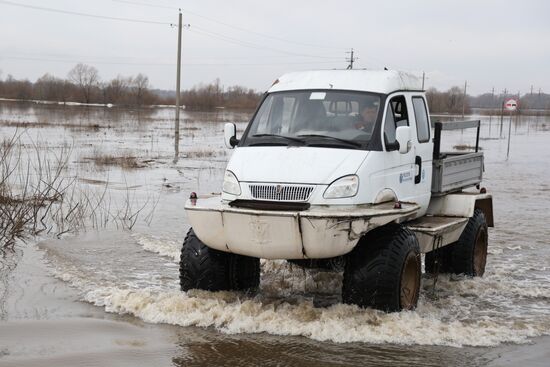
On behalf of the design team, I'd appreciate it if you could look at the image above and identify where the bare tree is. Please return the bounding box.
[67,63,100,104]
[105,75,131,104]
[132,73,149,107]
[34,73,71,102]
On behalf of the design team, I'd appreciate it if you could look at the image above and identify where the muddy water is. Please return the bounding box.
[1,102,550,366]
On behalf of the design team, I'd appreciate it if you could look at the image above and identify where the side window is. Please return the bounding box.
[383,95,409,147]
[384,109,396,143]
[412,97,430,143]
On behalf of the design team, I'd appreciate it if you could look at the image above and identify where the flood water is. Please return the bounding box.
[0,101,549,366]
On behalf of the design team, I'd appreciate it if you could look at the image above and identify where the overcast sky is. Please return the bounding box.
[0,0,548,95]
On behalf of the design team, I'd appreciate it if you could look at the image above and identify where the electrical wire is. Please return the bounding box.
[189,26,342,60]
[3,50,337,61]
[2,55,340,67]
[0,0,171,25]
[0,0,343,60]
[112,0,348,50]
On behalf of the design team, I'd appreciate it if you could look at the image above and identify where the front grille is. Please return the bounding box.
[229,200,310,211]
[248,184,314,202]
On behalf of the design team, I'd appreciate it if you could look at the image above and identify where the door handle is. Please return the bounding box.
[414,156,422,184]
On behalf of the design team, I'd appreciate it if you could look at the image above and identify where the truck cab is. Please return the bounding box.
[222,70,432,216]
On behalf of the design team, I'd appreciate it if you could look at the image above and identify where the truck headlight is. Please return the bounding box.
[323,175,359,199]
[222,170,241,196]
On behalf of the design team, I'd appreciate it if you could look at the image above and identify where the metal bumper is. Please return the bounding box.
[185,196,420,260]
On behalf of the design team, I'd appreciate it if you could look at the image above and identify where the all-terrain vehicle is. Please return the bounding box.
[181,70,493,312]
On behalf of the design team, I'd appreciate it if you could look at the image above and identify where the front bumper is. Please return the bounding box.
[185,196,419,260]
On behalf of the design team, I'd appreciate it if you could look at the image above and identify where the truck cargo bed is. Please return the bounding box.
[432,152,483,194]
[431,120,484,195]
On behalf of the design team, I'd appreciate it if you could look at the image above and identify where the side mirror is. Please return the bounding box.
[395,126,411,154]
[224,123,239,149]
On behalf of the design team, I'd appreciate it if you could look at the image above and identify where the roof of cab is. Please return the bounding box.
[267,69,422,94]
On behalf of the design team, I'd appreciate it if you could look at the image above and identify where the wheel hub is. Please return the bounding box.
[473,227,488,276]
[400,252,420,310]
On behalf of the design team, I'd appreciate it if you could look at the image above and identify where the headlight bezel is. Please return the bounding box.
[323,174,359,199]
[222,170,241,196]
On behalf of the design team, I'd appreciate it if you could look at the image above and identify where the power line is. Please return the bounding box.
[189,26,341,60]
[2,55,340,67]
[1,0,342,60]
[4,50,339,61]
[113,0,174,10]
[112,0,348,51]
[5,50,339,61]
[2,56,174,66]
[0,0,171,25]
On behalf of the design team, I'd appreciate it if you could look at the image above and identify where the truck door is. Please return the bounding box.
[381,95,416,204]
[409,95,433,215]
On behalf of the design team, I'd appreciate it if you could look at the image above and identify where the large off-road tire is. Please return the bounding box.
[451,209,488,276]
[342,224,421,312]
[229,254,260,291]
[425,209,488,277]
[180,228,260,292]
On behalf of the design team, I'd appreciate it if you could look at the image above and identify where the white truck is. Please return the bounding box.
[181,70,494,312]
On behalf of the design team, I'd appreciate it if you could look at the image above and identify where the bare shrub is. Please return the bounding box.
[0,133,158,253]
[0,131,72,250]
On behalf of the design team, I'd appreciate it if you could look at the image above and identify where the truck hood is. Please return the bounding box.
[226,147,368,184]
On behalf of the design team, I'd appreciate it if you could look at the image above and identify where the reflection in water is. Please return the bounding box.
[170,327,492,367]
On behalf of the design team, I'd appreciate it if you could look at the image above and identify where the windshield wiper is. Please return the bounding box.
[252,134,305,144]
[297,134,362,147]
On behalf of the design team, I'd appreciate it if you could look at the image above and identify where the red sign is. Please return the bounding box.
[504,99,518,111]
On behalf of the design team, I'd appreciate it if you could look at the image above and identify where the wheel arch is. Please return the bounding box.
[373,188,398,204]
[426,192,494,227]
[475,196,494,227]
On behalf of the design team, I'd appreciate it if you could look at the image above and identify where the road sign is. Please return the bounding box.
[504,99,518,111]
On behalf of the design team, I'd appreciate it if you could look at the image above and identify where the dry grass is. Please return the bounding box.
[184,148,217,158]
[91,155,144,169]
[0,119,106,131]
[85,150,149,170]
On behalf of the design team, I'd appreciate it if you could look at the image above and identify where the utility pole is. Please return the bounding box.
[507,94,514,160]
[516,90,521,131]
[346,48,356,69]
[173,10,183,163]
[500,88,507,138]
[489,87,495,135]
[461,80,467,119]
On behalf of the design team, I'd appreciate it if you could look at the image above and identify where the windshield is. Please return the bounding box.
[242,90,381,149]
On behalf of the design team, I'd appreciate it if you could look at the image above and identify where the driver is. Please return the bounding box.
[355,101,379,132]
